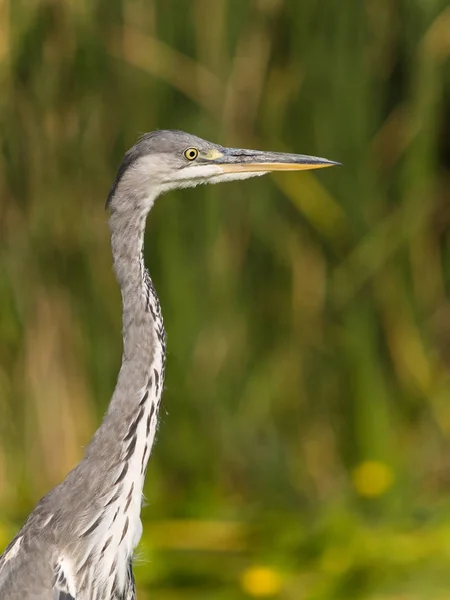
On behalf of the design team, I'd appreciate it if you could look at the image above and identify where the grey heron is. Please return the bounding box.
[0,130,338,599]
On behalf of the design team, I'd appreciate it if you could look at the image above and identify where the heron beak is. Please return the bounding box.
[213,148,340,173]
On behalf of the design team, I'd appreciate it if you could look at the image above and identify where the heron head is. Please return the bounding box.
[106,130,339,211]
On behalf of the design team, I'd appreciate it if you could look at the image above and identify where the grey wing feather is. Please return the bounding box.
[0,535,55,599]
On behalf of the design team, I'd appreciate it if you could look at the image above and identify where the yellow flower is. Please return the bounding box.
[352,461,394,497]
[240,565,283,597]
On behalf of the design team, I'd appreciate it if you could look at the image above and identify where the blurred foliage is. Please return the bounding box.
[1,0,450,598]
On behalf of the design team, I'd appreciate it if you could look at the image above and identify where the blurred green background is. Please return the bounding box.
[1,0,450,598]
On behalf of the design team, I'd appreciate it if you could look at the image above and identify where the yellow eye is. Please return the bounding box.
[184,147,199,161]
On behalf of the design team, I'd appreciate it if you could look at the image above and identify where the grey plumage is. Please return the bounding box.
[0,130,337,599]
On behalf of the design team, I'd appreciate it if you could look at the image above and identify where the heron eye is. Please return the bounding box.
[184,147,199,161]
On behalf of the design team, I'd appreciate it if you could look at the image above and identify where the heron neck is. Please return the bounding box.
[85,200,166,479]
[110,205,165,395]
[57,198,167,592]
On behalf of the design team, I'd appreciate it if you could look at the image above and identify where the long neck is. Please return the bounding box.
[81,195,165,518]
[89,201,166,460]
[58,195,166,595]
[109,205,166,413]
